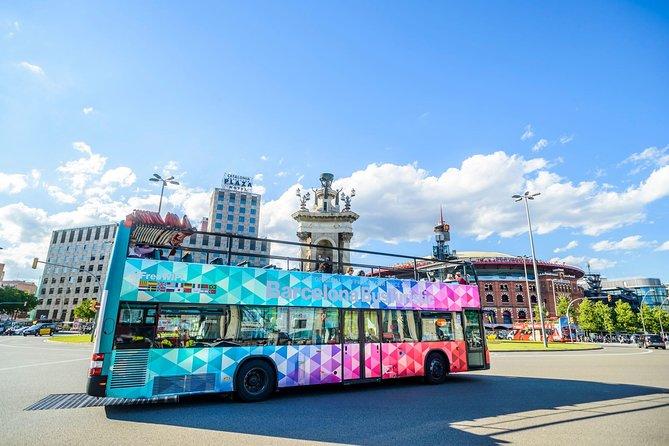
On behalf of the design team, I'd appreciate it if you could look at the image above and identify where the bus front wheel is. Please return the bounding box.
[235,359,276,402]
[424,352,448,385]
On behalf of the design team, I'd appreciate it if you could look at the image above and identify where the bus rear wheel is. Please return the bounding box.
[424,352,448,385]
[235,359,276,402]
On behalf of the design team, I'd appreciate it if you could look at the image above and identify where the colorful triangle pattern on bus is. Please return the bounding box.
[120,259,480,311]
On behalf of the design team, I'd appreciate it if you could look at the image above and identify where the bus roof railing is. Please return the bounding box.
[124,211,478,282]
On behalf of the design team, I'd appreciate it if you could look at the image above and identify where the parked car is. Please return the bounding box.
[4,323,30,335]
[22,323,56,337]
[637,334,666,349]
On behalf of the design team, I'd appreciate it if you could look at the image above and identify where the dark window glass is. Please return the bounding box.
[60,231,66,243]
[68,231,74,242]
[238,238,244,249]
[156,305,239,348]
[94,227,101,240]
[52,231,59,244]
[77,229,83,241]
[202,235,209,246]
[381,310,420,342]
[86,228,92,241]
[238,306,283,345]
[103,226,110,239]
[501,294,509,303]
[486,294,494,303]
[421,312,454,341]
[114,304,157,349]
[516,294,524,303]
[249,239,256,250]
[214,236,221,247]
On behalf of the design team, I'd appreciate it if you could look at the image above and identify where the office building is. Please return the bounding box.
[34,224,116,322]
[601,277,668,310]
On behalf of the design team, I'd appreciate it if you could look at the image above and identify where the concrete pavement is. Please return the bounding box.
[0,336,667,445]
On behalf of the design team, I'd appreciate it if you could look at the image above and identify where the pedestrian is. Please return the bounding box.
[346,266,354,275]
[455,272,468,285]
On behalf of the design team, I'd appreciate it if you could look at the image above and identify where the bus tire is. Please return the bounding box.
[424,352,448,385]
[235,359,276,402]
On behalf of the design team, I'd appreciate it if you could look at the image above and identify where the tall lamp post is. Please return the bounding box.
[32,257,104,341]
[565,297,586,343]
[520,255,537,341]
[513,191,548,348]
[149,174,179,214]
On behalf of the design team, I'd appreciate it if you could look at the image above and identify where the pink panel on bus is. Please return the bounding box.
[364,343,382,378]
[381,341,469,379]
[343,344,360,380]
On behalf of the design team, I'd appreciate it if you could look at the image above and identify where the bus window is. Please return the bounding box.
[239,306,284,346]
[343,310,359,343]
[381,310,420,342]
[362,310,380,342]
[421,312,454,341]
[114,304,157,349]
[452,312,465,340]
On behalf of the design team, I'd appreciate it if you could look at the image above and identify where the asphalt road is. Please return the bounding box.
[0,335,667,446]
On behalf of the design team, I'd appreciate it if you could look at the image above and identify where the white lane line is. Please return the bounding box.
[0,357,88,372]
[0,341,91,352]
[492,349,653,358]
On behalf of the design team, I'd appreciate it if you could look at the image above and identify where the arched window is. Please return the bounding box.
[516,294,524,303]
[502,310,512,324]
[501,294,509,303]
[530,295,537,303]
[518,310,527,320]
[486,294,494,303]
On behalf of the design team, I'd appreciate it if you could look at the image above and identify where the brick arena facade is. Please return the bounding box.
[459,253,585,327]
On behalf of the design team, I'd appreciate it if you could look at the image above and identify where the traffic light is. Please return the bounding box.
[31,257,39,269]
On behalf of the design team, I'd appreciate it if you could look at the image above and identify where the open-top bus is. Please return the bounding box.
[87,211,489,401]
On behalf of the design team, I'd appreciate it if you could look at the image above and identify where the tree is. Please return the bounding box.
[593,301,614,333]
[613,300,637,333]
[638,304,656,333]
[532,303,548,321]
[650,307,669,335]
[0,287,38,314]
[577,299,597,333]
[73,299,96,321]
[556,296,570,317]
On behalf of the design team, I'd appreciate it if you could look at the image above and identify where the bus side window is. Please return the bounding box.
[114,304,157,349]
[452,312,465,341]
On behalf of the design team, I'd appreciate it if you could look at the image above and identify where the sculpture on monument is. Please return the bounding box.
[292,173,359,272]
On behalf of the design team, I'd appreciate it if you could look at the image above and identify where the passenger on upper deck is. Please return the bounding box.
[455,272,468,285]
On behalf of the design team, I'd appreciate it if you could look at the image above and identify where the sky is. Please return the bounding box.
[1,1,668,283]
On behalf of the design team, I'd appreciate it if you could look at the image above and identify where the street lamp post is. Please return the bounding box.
[513,191,548,348]
[520,255,537,341]
[149,174,179,214]
[32,257,104,341]
[565,297,586,343]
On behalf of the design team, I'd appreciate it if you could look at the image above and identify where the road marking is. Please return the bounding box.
[0,340,91,352]
[0,357,88,372]
[491,348,653,358]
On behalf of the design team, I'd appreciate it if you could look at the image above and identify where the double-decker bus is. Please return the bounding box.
[87,211,489,402]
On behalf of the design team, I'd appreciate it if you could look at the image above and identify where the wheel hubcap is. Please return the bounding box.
[430,359,444,379]
[244,368,267,395]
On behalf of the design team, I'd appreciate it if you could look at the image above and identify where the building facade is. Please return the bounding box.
[183,174,270,267]
[0,280,37,295]
[456,252,585,327]
[601,277,668,310]
[34,224,116,322]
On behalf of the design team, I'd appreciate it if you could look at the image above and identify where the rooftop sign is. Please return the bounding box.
[223,173,252,191]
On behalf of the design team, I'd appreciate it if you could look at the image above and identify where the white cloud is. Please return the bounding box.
[559,135,574,144]
[655,241,669,252]
[550,255,617,270]
[521,124,534,141]
[553,240,578,253]
[45,185,77,204]
[276,171,288,177]
[83,106,94,115]
[57,143,107,193]
[260,155,269,161]
[18,61,45,76]
[531,138,549,152]
[592,235,650,251]
[260,152,669,250]
[622,145,669,174]
[0,173,29,194]
[100,166,137,187]
[253,173,264,182]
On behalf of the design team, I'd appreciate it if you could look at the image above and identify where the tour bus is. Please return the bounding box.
[87,210,489,402]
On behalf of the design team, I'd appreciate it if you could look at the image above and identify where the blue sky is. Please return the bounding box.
[1,1,668,282]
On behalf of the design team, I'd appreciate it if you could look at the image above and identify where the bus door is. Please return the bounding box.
[342,310,381,380]
[463,309,485,369]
